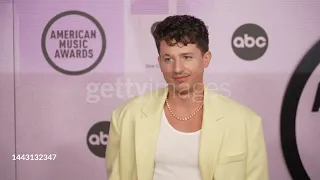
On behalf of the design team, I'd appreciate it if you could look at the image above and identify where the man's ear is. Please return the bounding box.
[203,51,212,68]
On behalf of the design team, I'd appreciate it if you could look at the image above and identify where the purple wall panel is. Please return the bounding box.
[0,2,16,180]
[13,0,124,180]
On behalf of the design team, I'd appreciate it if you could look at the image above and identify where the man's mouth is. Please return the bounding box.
[173,75,189,80]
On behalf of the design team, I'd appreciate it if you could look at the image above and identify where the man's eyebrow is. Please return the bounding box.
[161,54,171,57]
[161,52,194,57]
[180,52,194,55]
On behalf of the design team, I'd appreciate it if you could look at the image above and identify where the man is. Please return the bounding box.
[105,15,269,180]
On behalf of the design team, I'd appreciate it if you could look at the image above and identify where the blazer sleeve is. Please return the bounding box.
[105,110,121,180]
[246,115,269,180]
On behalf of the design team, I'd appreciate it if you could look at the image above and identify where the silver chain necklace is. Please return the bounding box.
[165,98,204,121]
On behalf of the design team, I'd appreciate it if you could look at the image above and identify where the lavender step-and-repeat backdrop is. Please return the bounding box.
[0,0,319,180]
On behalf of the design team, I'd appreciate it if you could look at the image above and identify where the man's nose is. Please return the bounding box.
[173,59,184,74]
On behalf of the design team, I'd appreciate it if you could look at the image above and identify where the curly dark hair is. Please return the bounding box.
[152,15,209,55]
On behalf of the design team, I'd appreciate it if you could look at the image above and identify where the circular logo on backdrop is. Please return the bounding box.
[41,10,107,75]
[232,23,268,61]
[87,121,110,158]
[280,40,320,180]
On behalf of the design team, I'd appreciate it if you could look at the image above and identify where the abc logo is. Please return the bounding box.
[232,23,268,60]
[87,121,110,158]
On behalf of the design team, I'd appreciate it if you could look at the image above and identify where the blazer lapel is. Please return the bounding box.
[199,87,226,180]
[135,87,167,180]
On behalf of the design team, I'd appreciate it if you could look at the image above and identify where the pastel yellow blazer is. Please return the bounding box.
[105,86,269,180]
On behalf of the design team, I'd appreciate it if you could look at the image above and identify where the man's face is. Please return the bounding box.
[158,40,211,94]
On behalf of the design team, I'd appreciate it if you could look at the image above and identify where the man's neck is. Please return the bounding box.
[166,83,205,109]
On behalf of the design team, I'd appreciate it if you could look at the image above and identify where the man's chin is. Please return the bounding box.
[172,83,191,94]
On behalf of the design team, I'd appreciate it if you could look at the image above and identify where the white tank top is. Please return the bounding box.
[153,110,202,180]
